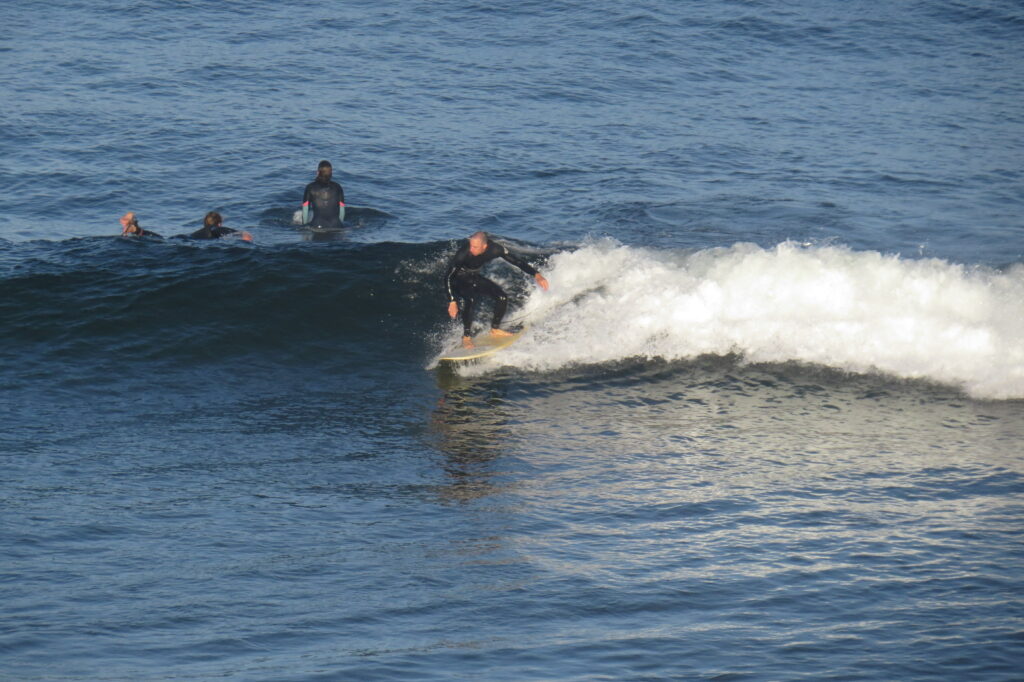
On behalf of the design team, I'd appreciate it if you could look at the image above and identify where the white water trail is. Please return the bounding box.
[481,239,1024,400]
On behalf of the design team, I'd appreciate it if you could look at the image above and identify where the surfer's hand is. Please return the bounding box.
[535,273,549,291]
[240,231,253,242]
[448,301,458,318]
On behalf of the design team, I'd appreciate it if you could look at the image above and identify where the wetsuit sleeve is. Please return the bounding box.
[445,245,468,301]
[301,184,311,224]
[498,244,538,276]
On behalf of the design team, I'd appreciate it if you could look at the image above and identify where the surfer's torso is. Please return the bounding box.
[303,179,345,229]
[445,240,537,297]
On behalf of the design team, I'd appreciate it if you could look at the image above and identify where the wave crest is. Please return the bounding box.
[494,240,1024,399]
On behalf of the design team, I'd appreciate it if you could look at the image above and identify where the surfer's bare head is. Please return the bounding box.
[317,160,333,181]
[120,212,139,235]
[469,231,489,255]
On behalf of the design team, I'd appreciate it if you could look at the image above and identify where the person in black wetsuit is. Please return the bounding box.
[302,160,346,229]
[445,231,549,349]
[120,212,162,238]
[189,212,253,241]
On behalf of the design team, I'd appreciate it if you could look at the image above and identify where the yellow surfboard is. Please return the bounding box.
[439,327,527,362]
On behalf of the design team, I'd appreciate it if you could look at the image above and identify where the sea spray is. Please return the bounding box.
[459,240,1024,399]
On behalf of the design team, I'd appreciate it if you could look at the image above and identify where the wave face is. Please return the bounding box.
[0,238,450,373]
[483,240,1024,400]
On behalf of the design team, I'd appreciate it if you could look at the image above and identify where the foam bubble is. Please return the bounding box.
[485,239,1024,399]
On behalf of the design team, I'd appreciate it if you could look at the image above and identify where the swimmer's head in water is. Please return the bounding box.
[317,160,332,181]
[469,231,489,255]
[120,212,139,235]
[204,211,223,229]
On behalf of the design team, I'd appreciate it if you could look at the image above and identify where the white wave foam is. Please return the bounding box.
[489,239,1024,399]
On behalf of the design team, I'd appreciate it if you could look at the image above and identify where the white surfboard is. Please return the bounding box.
[439,327,527,362]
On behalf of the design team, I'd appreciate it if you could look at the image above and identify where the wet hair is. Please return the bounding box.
[470,231,489,242]
[204,211,223,229]
[318,160,332,170]
[127,215,140,229]
[316,160,333,181]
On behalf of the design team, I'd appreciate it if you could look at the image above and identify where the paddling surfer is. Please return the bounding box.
[119,212,162,238]
[189,212,253,241]
[445,231,548,349]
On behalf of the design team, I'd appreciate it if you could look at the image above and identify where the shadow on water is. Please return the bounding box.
[257,204,394,235]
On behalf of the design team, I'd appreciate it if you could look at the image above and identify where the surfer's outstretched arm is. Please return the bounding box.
[498,244,549,290]
[497,245,538,276]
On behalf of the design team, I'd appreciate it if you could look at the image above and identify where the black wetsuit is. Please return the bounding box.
[303,178,345,229]
[189,225,240,240]
[445,240,537,336]
[127,228,162,238]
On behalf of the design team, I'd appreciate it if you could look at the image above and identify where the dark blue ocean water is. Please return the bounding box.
[2,1,1023,680]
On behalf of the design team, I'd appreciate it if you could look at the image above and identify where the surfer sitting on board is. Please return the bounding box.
[301,160,346,229]
[120,212,162,238]
[446,231,548,349]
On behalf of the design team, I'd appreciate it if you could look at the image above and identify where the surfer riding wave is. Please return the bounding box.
[445,231,549,349]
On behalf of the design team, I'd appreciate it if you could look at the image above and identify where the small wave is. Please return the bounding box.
[0,239,448,365]
[6,237,1023,399]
